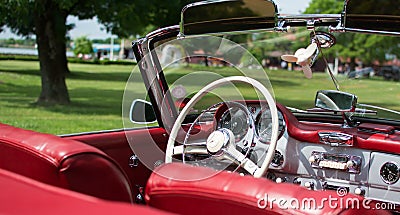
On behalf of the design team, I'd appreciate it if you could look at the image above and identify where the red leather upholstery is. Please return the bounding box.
[64,127,169,200]
[0,168,171,215]
[0,123,133,202]
[146,163,391,215]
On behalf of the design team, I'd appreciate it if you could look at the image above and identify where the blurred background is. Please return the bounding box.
[0,0,311,61]
[1,0,399,134]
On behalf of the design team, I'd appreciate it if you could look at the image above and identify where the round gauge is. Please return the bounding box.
[271,150,284,167]
[218,106,249,141]
[255,109,285,143]
[380,162,400,184]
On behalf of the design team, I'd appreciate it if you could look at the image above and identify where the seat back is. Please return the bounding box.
[0,123,133,203]
[0,168,170,215]
[146,163,390,215]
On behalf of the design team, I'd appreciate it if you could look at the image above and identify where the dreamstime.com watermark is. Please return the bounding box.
[257,187,396,211]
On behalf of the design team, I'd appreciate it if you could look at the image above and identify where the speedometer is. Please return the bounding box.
[256,109,285,143]
[217,104,250,142]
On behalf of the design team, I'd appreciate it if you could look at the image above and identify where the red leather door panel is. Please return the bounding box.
[64,127,168,201]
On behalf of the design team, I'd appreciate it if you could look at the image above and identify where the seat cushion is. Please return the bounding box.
[146,163,390,215]
[0,123,133,202]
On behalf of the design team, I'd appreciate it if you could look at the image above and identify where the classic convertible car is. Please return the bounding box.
[1,0,400,214]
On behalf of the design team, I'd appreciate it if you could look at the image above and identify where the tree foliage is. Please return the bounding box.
[73,36,93,57]
[1,0,198,105]
[305,0,400,66]
[304,0,342,14]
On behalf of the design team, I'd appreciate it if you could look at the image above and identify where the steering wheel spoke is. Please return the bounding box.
[172,144,208,156]
[223,145,246,163]
[222,145,260,175]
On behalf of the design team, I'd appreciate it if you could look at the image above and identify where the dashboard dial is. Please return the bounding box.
[380,162,400,184]
[218,106,250,141]
[256,109,285,143]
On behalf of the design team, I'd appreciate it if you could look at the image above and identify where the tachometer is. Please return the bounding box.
[256,109,285,143]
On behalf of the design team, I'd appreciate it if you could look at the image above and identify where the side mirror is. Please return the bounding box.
[180,0,277,36]
[129,99,157,124]
[315,90,357,112]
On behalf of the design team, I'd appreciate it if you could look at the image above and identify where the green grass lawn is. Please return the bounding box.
[165,64,400,112]
[0,60,399,135]
[271,69,400,111]
[0,60,134,134]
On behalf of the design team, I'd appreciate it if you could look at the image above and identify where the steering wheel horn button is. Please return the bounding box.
[206,129,232,155]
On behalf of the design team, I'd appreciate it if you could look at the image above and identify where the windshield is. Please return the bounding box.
[154,35,274,114]
[153,29,400,122]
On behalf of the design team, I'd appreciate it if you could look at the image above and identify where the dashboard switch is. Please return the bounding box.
[309,155,317,163]
[275,177,286,183]
[309,153,321,164]
[354,187,365,195]
[304,181,314,190]
[293,177,301,185]
[129,154,139,167]
[346,160,354,167]
[346,160,359,168]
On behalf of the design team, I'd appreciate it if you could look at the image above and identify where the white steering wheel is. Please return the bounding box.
[165,76,279,178]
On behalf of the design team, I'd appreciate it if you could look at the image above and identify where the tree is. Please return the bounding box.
[303,0,342,14]
[305,0,400,67]
[1,0,198,105]
[73,36,93,58]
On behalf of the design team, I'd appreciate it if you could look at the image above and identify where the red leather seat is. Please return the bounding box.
[0,168,171,215]
[0,123,133,203]
[146,163,391,215]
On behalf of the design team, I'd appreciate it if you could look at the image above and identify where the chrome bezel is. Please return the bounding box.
[271,150,284,167]
[255,109,286,144]
[217,102,252,142]
[380,162,400,185]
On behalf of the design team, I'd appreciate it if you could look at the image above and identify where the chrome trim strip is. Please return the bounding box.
[344,28,400,36]
[59,126,160,137]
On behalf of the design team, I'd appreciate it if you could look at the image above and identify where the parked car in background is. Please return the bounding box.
[379,65,400,81]
[348,67,375,79]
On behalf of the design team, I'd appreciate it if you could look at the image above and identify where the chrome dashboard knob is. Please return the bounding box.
[293,177,301,185]
[304,181,314,190]
[275,177,286,183]
[346,160,355,168]
[308,155,317,163]
[354,187,365,195]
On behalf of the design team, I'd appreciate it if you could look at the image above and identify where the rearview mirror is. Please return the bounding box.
[315,90,357,112]
[342,0,400,34]
[130,99,157,124]
[180,0,277,36]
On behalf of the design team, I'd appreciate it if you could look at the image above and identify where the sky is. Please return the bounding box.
[0,0,311,39]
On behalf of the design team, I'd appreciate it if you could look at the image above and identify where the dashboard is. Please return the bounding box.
[212,101,400,209]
